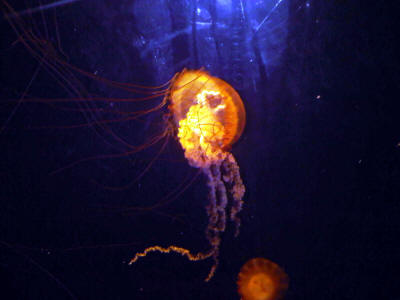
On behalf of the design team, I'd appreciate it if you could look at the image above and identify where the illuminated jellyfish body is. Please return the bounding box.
[130,69,246,281]
[238,258,289,300]
[1,0,245,282]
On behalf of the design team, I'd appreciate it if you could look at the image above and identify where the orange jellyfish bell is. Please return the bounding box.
[169,69,246,168]
[238,258,289,300]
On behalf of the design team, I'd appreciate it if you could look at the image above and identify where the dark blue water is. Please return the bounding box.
[1,0,399,299]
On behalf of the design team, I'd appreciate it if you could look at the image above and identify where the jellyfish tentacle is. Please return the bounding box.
[128,245,213,265]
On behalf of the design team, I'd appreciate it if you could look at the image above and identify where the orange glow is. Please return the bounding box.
[169,69,246,167]
[130,69,246,281]
[238,258,288,300]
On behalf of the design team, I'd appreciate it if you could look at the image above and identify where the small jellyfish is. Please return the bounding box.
[129,69,246,281]
[237,258,289,300]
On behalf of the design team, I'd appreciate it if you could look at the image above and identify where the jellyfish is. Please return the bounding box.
[1,0,246,282]
[237,258,289,300]
[129,69,246,281]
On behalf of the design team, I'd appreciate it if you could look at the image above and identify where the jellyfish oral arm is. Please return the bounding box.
[222,153,245,236]
[203,153,245,280]
[128,152,245,282]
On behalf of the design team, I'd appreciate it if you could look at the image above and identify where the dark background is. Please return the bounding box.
[1,0,399,299]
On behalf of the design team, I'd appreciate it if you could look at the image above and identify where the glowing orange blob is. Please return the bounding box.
[238,258,289,300]
[169,69,246,167]
[129,69,246,281]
